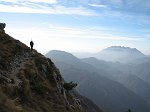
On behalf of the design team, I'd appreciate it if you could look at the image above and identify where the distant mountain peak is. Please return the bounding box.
[48,50,74,57]
[103,46,138,51]
[95,46,145,63]
[45,50,79,62]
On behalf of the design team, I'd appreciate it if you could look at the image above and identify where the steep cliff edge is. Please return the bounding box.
[0,31,102,112]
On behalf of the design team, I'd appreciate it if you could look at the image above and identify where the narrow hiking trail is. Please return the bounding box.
[0,51,34,86]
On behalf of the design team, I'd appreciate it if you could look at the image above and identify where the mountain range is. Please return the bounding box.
[74,46,146,63]
[46,50,150,112]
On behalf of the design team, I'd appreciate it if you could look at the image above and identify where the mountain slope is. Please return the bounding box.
[0,32,102,112]
[46,50,150,112]
[46,50,101,72]
[132,62,150,84]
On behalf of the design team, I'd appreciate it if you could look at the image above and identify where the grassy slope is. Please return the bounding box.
[0,33,84,112]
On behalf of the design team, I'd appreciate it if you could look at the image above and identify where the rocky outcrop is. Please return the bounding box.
[0,23,6,34]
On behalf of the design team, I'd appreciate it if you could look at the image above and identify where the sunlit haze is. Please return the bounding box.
[0,0,150,55]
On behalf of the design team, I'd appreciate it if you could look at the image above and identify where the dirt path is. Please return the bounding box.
[0,51,34,86]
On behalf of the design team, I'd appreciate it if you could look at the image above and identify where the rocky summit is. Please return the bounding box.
[0,25,102,112]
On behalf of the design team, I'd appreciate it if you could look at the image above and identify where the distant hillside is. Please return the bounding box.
[94,46,145,63]
[82,57,150,102]
[46,50,150,112]
[45,50,103,73]
[0,32,102,112]
[132,62,150,84]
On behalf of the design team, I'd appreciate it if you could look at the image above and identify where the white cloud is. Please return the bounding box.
[88,3,107,8]
[28,0,57,4]
[1,0,58,4]
[0,2,97,16]
[7,24,141,42]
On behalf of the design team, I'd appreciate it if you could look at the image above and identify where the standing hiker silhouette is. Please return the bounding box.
[30,41,34,52]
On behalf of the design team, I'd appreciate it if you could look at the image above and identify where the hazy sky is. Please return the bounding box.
[0,0,150,54]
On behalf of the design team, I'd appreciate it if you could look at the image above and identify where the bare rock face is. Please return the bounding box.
[0,23,6,33]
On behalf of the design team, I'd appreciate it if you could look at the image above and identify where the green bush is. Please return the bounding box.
[63,82,77,91]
